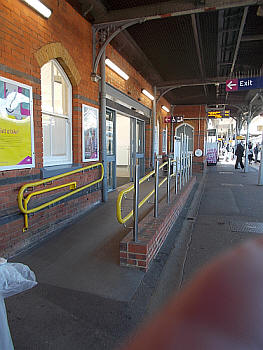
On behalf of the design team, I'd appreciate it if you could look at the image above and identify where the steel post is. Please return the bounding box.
[175,157,178,194]
[258,130,263,185]
[179,154,182,190]
[100,51,108,201]
[244,117,250,173]
[167,157,171,204]
[133,164,140,242]
[154,159,159,218]
[151,86,157,169]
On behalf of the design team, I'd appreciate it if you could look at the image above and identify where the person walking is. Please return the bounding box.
[254,143,259,163]
[248,141,253,165]
[235,142,244,170]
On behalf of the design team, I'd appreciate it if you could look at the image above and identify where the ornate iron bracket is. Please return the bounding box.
[156,86,182,103]
[91,20,142,82]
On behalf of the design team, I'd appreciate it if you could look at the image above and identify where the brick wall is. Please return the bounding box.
[0,0,173,257]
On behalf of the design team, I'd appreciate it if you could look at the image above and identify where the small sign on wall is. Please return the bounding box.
[82,104,99,162]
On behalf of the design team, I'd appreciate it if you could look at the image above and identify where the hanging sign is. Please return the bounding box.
[0,76,34,171]
[226,77,263,92]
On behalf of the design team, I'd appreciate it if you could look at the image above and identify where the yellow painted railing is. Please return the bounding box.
[18,163,104,231]
[116,161,168,224]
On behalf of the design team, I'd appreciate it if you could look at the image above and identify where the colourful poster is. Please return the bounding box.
[82,104,99,162]
[0,77,34,170]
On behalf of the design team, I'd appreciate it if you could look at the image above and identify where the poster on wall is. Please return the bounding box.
[82,104,99,162]
[0,76,35,171]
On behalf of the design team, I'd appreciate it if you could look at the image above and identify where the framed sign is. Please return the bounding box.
[0,76,35,171]
[82,104,99,162]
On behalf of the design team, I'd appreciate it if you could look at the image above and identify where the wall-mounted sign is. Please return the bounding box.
[207,110,230,118]
[0,76,34,171]
[82,104,99,162]
[195,149,203,157]
[164,115,184,123]
[226,77,263,92]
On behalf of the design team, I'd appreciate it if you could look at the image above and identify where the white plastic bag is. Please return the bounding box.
[0,260,37,350]
[0,296,14,350]
[0,262,37,298]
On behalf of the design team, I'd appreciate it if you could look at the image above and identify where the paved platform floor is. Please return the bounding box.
[5,161,263,349]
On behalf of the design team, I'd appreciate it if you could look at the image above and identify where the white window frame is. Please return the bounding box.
[175,123,194,152]
[41,59,72,166]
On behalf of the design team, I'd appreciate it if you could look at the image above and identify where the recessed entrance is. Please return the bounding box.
[106,108,145,190]
[116,114,131,186]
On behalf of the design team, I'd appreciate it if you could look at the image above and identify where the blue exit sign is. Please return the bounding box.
[226,77,263,92]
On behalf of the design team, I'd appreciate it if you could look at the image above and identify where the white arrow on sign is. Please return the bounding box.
[227,81,237,90]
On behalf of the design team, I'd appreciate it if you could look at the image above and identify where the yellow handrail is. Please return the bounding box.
[116,161,168,224]
[18,163,104,231]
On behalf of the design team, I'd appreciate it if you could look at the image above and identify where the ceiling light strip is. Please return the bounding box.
[22,0,52,18]
[105,58,129,80]
[142,89,154,101]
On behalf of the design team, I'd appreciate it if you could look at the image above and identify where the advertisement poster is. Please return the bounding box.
[82,104,99,162]
[206,142,217,164]
[0,77,34,170]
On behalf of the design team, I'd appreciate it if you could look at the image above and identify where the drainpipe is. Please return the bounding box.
[151,86,157,169]
[101,51,108,201]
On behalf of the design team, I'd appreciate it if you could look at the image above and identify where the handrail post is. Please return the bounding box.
[133,164,140,242]
[154,159,159,218]
[187,153,190,182]
[167,158,171,204]
[179,154,182,191]
[190,153,193,177]
[175,157,178,195]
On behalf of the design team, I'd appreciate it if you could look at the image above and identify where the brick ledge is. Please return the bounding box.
[120,176,196,271]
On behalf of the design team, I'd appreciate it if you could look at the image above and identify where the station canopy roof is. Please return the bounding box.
[67,0,263,111]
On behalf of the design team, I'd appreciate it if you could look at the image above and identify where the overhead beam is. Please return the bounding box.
[229,7,248,77]
[241,34,263,41]
[156,77,227,89]
[191,14,208,96]
[225,6,248,102]
[93,0,263,25]
[217,10,224,77]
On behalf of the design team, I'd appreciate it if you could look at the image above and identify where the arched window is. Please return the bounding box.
[176,123,194,152]
[41,59,72,166]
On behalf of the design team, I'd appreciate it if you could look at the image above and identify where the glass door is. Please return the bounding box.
[130,118,145,180]
[106,108,116,191]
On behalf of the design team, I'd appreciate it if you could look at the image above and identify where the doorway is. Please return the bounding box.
[116,114,130,187]
[107,110,145,189]
[116,113,145,187]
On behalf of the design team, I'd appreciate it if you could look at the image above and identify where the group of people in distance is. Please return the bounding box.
[234,141,261,170]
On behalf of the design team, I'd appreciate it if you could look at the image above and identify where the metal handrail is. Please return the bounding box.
[18,163,104,231]
[116,161,168,224]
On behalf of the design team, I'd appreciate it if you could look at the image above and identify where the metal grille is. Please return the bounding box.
[230,221,263,233]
